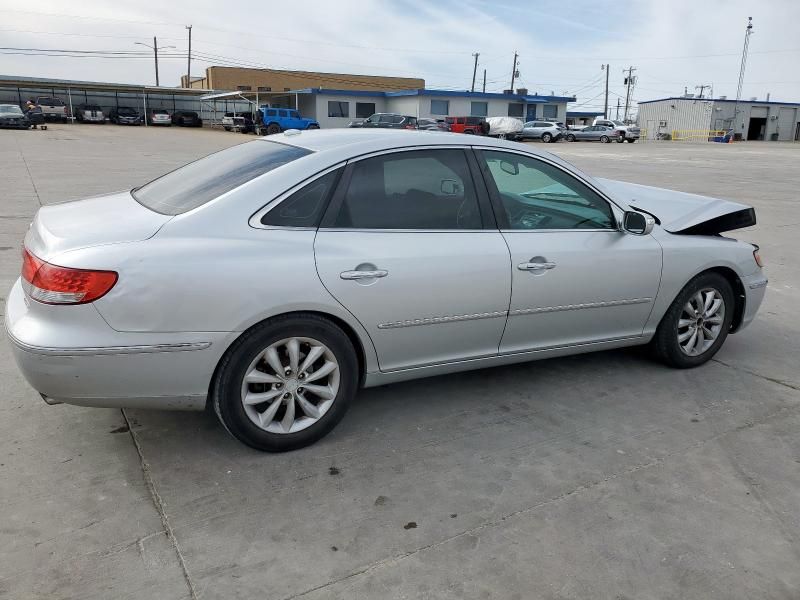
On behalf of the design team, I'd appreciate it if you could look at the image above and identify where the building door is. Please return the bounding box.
[796,122,800,142]
[777,108,796,141]
[526,105,537,121]
[747,117,766,140]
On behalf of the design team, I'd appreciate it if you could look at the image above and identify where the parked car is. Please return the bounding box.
[349,113,418,129]
[444,116,489,135]
[172,110,202,127]
[34,96,68,122]
[74,104,106,123]
[486,116,524,140]
[565,125,621,143]
[109,106,142,125]
[257,108,319,135]
[222,111,253,132]
[6,130,767,452]
[417,118,450,132]
[147,108,172,126]
[0,104,30,129]
[592,118,641,143]
[517,120,564,143]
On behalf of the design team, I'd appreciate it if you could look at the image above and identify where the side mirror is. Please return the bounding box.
[623,211,655,235]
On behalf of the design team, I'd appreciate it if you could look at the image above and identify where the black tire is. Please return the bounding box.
[541,132,552,143]
[267,123,281,135]
[213,314,358,452]
[307,124,320,130]
[616,137,625,143]
[464,129,475,135]
[566,134,576,142]
[626,138,636,143]
[224,126,231,131]
[650,272,735,369]
[600,135,610,143]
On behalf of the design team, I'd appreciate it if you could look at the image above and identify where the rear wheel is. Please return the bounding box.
[464,129,475,135]
[213,314,358,452]
[542,132,552,143]
[267,123,281,135]
[566,134,576,142]
[616,136,625,143]
[224,126,231,131]
[626,138,636,143]
[600,135,610,143]
[650,272,734,369]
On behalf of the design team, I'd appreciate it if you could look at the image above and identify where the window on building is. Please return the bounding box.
[258,86,272,92]
[542,104,558,118]
[237,85,252,91]
[508,103,524,117]
[470,101,488,117]
[332,149,482,230]
[284,87,291,92]
[430,99,449,115]
[355,102,376,118]
[328,101,349,118]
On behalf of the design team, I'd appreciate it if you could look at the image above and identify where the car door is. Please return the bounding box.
[287,110,302,129]
[314,147,511,372]
[475,149,662,354]
[580,126,599,140]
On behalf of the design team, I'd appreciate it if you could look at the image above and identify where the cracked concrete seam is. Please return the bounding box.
[121,409,199,600]
[711,357,800,392]
[280,401,800,600]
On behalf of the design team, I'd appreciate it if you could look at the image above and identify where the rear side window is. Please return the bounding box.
[38,97,64,106]
[266,109,277,116]
[331,149,482,230]
[133,141,311,215]
[262,168,341,227]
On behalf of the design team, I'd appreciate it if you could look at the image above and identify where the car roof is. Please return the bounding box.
[262,128,552,158]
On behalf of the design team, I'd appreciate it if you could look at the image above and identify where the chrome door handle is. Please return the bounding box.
[340,269,388,280]
[518,262,556,271]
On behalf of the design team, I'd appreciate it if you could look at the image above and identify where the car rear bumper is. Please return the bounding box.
[4,279,235,411]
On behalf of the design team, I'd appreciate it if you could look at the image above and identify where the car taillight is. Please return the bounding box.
[752,245,764,267]
[21,247,117,305]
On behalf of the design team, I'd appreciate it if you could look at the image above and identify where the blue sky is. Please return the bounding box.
[2,0,799,114]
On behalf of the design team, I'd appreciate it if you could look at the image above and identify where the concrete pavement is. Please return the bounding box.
[1,125,798,599]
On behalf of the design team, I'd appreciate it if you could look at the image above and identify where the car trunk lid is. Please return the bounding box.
[25,191,171,262]
[596,178,756,234]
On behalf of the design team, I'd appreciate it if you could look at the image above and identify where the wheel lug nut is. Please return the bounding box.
[284,369,292,376]
[283,392,291,399]
[275,382,283,389]
[298,372,306,380]
[297,387,304,394]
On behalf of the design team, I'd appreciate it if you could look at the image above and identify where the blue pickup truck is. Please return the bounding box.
[257,107,319,134]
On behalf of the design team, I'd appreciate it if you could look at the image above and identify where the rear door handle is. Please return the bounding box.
[518,262,556,271]
[340,269,388,280]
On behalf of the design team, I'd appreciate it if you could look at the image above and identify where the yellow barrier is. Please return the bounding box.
[671,130,726,141]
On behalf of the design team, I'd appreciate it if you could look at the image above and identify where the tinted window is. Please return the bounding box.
[38,97,64,106]
[262,168,341,227]
[289,110,300,119]
[508,103,524,117]
[542,104,558,118]
[279,109,289,117]
[470,102,488,117]
[355,102,375,118]
[466,117,483,125]
[327,101,348,118]
[333,150,481,230]
[392,115,406,124]
[133,141,311,216]
[430,99,449,115]
[378,114,395,123]
[480,150,614,230]
[118,107,136,114]
[266,109,277,116]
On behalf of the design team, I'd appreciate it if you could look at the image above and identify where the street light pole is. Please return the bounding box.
[186,25,193,87]
[134,38,176,87]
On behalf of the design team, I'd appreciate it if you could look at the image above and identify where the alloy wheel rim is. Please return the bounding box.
[240,337,340,434]
[677,288,725,356]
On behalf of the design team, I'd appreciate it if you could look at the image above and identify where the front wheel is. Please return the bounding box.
[616,136,625,143]
[307,124,319,130]
[600,135,610,143]
[626,138,636,143]
[566,134,576,142]
[213,314,358,452]
[541,132,552,143]
[650,272,735,369]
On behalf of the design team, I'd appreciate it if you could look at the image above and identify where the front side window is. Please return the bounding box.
[430,99,449,115]
[262,168,341,227]
[355,102,375,118]
[332,149,482,230]
[480,150,614,230]
[289,110,300,118]
[133,141,311,215]
[470,102,488,117]
[327,101,349,118]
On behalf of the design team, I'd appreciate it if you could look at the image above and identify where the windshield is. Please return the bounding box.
[132,141,311,215]
[0,104,23,114]
[84,105,102,111]
[609,120,625,126]
[118,107,136,114]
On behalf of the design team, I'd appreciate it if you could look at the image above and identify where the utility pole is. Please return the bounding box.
[616,98,621,120]
[470,53,479,92]
[509,52,519,92]
[695,84,711,98]
[623,65,636,121]
[733,17,754,137]
[135,37,175,87]
[602,64,609,118]
[482,69,486,93]
[186,25,192,87]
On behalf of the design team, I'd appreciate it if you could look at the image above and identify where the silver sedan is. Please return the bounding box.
[5,130,767,451]
[565,125,620,143]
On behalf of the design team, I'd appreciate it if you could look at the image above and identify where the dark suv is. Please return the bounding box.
[349,113,418,129]
[172,110,202,127]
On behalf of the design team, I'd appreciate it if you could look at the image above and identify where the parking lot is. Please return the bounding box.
[2,124,799,599]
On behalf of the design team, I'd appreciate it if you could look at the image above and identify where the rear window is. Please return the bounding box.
[153,109,168,114]
[37,97,64,106]
[132,141,311,215]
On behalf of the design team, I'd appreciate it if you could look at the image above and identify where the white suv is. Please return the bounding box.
[517,120,565,143]
[593,118,641,143]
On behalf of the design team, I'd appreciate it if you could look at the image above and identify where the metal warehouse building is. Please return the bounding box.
[638,96,800,141]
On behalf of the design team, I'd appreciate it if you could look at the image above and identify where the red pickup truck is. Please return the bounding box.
[444,116,489,135]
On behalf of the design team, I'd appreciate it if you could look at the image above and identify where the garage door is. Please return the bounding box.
[777,107,797,141]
